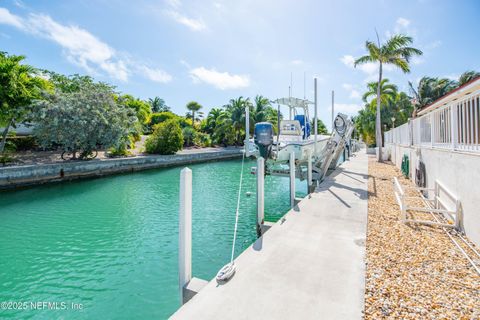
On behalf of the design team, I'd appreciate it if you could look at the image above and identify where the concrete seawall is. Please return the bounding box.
[0,149,242,190]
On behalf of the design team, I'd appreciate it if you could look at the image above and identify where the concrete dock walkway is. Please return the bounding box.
[171,152,369,320]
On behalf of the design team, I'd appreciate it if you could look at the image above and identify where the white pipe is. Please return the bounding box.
[290,151,295,208]
[307,150,312,187]
[314,78,318,155]
[245,106,250,157]
[179,167,192,303]
[257,157,265,236]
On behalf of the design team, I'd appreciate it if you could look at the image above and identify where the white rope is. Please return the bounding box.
[230,148,246,264]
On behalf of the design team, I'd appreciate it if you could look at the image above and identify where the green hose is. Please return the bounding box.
[401,154,409,178]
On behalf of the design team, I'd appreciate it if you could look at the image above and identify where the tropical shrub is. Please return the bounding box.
[194,132,212,147]
[0,52,52,153]
[145,119,183,154]
[182,126,196,147]
[33,82,135,159]
[117,94,152,124]
[148,97,169,113]
[149,112,177,126]
[177,116,193,128]
[6,135,37,151]
[311,119,329,135]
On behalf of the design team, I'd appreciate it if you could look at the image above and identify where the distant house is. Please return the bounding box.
[0,123,34,136]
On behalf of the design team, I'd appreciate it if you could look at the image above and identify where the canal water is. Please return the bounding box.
[0,159,307,319]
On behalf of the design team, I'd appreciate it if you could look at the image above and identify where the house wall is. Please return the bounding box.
[387,143,480,246]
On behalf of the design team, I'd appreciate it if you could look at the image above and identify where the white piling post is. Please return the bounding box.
[314,78,318,155]
[245,106,250,157]
[257,157,265,236]
[290,151,295,208]
[179,167,192,304]
[307,150,312,188]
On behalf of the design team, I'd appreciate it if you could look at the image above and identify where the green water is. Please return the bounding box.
[0,159,306,319]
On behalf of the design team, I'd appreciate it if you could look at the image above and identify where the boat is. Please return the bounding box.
[253,97,330,165]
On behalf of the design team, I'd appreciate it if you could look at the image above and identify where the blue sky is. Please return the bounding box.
[1,0,479,130]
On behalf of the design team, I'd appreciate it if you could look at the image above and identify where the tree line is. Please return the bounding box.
[354,71,480,147]
[352,33,479,157]
[0,51,328,163]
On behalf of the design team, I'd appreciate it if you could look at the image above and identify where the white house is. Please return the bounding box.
[385,76,480,245]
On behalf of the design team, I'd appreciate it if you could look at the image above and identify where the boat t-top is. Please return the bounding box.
[253,97,330,167]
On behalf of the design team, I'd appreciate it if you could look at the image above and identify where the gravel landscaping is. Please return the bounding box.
[365,156,480,319]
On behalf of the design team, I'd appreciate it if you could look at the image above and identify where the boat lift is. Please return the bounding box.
[259,112,354,184]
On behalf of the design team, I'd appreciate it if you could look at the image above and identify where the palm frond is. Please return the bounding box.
[354,55,376,67]
[366,41,380,59]
[384,34,413,52]
[388,57,410,73]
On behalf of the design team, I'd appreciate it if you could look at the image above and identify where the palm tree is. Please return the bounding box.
[458,70,480,86]
[0,53,51,153]
[362,79,398,107]
[204,108,223,135]
[408,77,457,116]
[186,101,203,126]
[216,97,251,145]
[253,95,271,122]
[354,34,422,161]
[148,97,169,113]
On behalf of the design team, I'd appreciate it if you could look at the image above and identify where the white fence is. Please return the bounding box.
[385,89,480,153]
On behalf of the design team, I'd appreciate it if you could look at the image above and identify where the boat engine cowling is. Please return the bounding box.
[254,122,274,159]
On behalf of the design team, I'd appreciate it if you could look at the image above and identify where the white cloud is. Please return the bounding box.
[412,56,424,65]
[27,13,129,81]
[333,103,363,116]
[0,7,24,29]
[0,8,172,83]
[350,90,360,99]
[189,67,250,90]
[444,74,459,81]
[425,40,442,49]
[341,54,395,83]
[291,59,303,65]
[167,11,206,31]
[341,54,380,76]
[342,83,361,99]
[165,0,206,31]
[340,55,355,68]
[396,17,410,28]
[138,65,172,83]
[13,0,27,9]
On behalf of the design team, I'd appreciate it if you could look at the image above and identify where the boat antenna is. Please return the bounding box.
[290,72,293,97]
[303,71,306,100]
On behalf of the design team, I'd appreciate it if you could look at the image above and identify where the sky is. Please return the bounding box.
[1,0,479,130]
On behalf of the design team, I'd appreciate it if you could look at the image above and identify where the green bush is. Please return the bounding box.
[193,132,212,147]
[6,136,37,151]
[149,112,177,126]
[177,117,193,128]
[182,127,196,147]
[145,119,183,155]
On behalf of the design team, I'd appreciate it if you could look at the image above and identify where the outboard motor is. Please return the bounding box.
[254,122,274,159]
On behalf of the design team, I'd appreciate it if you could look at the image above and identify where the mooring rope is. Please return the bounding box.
[230,148,246,264]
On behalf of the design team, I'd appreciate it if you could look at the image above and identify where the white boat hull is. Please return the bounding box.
[274,135,330,163]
